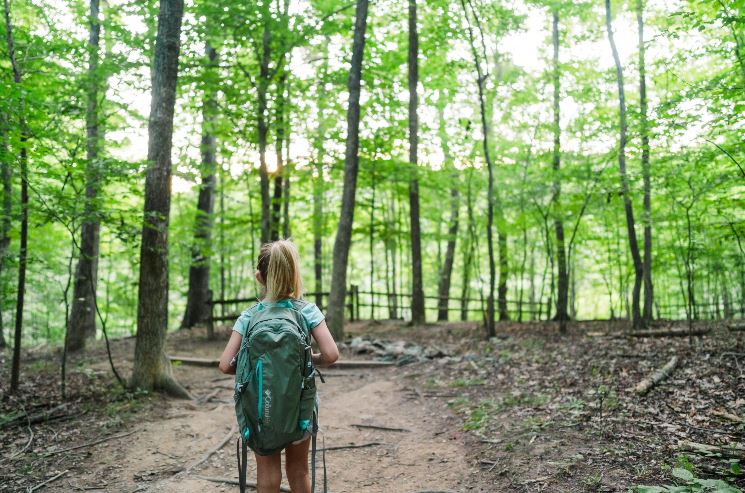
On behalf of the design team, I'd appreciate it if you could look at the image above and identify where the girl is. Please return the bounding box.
[219,240,339,493]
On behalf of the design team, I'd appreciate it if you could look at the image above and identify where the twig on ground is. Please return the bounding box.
[8,403,34,459]
[183,425,236,473]
[318,441,383,451]
[351,423,410,432]
[42,430,136,456]
[27,470,69,492]
[195,475,291,492]
[196,388,222,405]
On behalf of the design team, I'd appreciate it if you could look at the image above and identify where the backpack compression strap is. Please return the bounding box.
[237,437,248,493]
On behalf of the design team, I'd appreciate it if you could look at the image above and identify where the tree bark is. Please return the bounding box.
[326,0,369,339]
[312,43,330,309]
[131,0,189,398]
[5,0,28,394]
[461,0,496,337]
[551,10,568,333]
[271,69,286,242]
[407,0,425,325]
[436,101,459,321]
[68,0,103,351]
[0,112,10,349]
[637,0,653,327]
[181,41,217,333]
[257,20,271,244]
[460,172,474,321]
[605,0,644,330]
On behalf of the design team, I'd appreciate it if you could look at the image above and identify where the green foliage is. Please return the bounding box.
[632,467,742,493]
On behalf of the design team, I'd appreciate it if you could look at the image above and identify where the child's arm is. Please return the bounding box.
[218,331,242,374]
[310,320,339,368]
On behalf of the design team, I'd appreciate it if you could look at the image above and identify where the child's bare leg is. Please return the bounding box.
[255,452,282,493]
[285,437,311,493]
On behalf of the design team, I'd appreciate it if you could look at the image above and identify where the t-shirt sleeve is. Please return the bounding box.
[300,302,325,331]
[232,308,253,336]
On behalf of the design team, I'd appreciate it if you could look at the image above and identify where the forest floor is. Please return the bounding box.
[1,319,743,492]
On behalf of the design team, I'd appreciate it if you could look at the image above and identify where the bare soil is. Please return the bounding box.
[1,319,743,493]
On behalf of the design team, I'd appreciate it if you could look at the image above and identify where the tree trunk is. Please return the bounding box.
[271,69,286,242]
[460,172,474,321]
[436,102,459,321]
[551,10,568,333]
[461,0,496,337]
[131,0,189,398]
[326,0,369,339]
[637,0,653,327]
[605,0,644,330]
[407,0,425,325]
[312,41,330,309]
[181,41,217,333]
[257,21,271,244]
[0,112,10,349]
[67,0,102,352]
[5,0,28,394]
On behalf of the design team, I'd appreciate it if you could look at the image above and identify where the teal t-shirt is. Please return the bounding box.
[232,299,325,336]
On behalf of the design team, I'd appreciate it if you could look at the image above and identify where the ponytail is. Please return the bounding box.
[257,240,303,301]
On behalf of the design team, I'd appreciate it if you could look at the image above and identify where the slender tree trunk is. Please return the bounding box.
[461,0,496,337]
[131,0,189,398]
[551,10,568,333]
[67,0,102,351]
[369,169,376,319]
[313,42,329,309]
[282,135,290,239]
[436,102,459,321]
[181,41,217,333]
[5,0,28,394]
[326,0,369,339]
[637,0,653,327]
[271,70,286,241]
[407,0,425,324]
[257,21,271,244]
[460,173,474,321]
[0,112,10,349]
[605,0,643,330]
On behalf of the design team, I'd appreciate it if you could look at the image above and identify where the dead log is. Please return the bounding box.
[727,320,745,332]
[679,440,745,459]
[632,355,679,395]
[169,355,394,369]
[627,329,710,338]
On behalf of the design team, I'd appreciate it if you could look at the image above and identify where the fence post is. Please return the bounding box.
[207,289,214,336]
[355,285,360,321]
[348,284,355,322]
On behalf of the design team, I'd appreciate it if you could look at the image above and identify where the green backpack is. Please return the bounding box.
[233,299,325,492]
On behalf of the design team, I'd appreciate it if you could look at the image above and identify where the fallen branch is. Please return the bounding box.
[352,423,410,432]
[170,355,394,369]
[627,329,709,338]
[633,355,679,395]
[1,403,69,429]
[184,425,236,473]
[679,440,745,459]
[318,441,383,452]
[27,469,69,492]
[195,475,291,492]
[712,410,744,424]
[42,430,137,457]
[727,320,745,332]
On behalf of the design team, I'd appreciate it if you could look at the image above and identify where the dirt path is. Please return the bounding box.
[46,360,473,493]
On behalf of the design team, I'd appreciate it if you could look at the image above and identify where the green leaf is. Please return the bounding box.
[671,468,694,482]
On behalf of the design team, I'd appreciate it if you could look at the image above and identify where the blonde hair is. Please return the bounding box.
[257,240,304,301]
